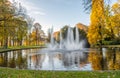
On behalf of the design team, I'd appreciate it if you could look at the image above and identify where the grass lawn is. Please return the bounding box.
[0,67,120,78]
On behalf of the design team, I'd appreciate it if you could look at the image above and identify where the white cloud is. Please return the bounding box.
[32,11,46,15]
[9,0,46,16]
[9,0,48,34]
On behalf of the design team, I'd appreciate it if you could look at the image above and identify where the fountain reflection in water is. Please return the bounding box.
[28,27,92,70]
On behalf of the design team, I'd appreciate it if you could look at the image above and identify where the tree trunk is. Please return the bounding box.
[3,21,8,49]
[20,40,22,46]
[9,37,11,47]
[3,36,8,49]
[0,41,1,47]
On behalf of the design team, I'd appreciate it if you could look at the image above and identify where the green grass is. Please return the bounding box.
[0,67,120,78]
[0,45,46,52]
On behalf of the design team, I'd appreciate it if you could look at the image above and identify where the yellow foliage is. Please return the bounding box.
[111,2,120,38]
[114,52,120,70]
[88,51,102,70]
[87,0,105,45]
[31,31,36,41]
[106,50,120,70]
[108,60,114,70]
[112,3,119,9]
[112,2,120,14]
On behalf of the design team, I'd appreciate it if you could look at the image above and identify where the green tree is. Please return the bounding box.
[15,17,28,46]
[0,0,29,48]
[0,0,15,48]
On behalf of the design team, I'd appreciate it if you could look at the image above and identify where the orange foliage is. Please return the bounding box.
[87,0,105,45]
[88,51,102,70]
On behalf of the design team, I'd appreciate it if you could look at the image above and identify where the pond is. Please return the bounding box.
[0,48,120,71]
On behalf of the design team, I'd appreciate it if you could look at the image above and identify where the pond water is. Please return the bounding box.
[0,48,120,71]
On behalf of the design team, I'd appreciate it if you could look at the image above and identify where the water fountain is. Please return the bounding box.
[28,26,92,70]
[47,26,87,51]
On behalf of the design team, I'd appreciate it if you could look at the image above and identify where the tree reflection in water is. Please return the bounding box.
[88,48,120,70]
[0,50,28,69]
[0,48,120,70]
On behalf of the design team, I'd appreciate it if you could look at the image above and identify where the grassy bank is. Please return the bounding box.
[0,45,46,52]
[0,67,119,78]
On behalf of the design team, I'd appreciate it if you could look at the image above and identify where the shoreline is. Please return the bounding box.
[0,46,46,53]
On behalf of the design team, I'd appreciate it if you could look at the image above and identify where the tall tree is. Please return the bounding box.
[0,0,15,48]
[111,1,120,40]
[82,0,113,46]
[33,23,41,45]
[102,1,120,42]
[0,0,30,48]
[87,0,105,46]
[26,16,34,45]
[15,17,28,46]
[0,0,28,48]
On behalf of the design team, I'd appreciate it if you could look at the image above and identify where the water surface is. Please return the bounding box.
[0,48,120,71]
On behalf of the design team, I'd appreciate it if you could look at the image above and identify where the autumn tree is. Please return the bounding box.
[25,16,35,45]
[88,51,103,70]
[101,1,120,44]
[87,0,105,46]
[32,23,42,45]
[0,0,15,48]
[15,17,28,46]
[111,2,120,40]
[0,0,29,48]
[103,5,114,41]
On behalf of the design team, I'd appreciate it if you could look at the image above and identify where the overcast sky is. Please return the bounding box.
[10,0,117,34]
